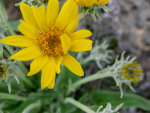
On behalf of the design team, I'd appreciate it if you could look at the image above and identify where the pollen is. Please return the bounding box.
[38,27,63,56]
[0,64,7,79]
[122,61,143,82]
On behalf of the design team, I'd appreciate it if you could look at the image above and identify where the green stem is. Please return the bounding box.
[0,3,15,35]
[67,71,111,94]
[0,93,26,101]
[82,56,92,65]
[65,98,95,113]
[4,45,15,55]
[3,50,9,58]
[22,100,41,113]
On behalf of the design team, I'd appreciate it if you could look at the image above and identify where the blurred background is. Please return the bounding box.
[2,0,150,113]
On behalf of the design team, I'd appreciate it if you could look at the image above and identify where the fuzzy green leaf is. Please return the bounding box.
[90,90,150,111]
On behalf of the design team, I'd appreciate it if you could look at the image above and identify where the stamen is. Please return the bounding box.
[38,27,63,56]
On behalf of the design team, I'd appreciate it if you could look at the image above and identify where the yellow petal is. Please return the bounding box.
[32,5,48,32]
[41,56,56,89]
[20,3,38,28]
[76,0,96,7]
[46,0,59,28]
[55,0,78,32]
[70,30,92,40]
[48,74,56,89]
[64,15,78,34]
[63,54,84,76]
[55,56,63,74]
[18,20,40,39]
[60,34,71,54]
[70,39,93,52]
[11,46,42,61]
[27,55,49,76]
[0,35,38,47]
[97,0,110,5]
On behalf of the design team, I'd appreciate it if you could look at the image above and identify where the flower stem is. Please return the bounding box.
[67,71,111,94]
[81,56,92,65]
[22,100,41,113]
[65,97,95,113]
[0,3,15,35]
[0,93,26,101]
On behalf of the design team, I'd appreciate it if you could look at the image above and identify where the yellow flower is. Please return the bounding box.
[0,64,7,79]
[75,0,110,7]
[0,0,92,89]
[122,61,143,82]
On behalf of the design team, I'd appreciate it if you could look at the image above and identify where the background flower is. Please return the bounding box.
[75,0,109,7]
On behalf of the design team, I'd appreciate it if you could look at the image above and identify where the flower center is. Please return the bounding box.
[38,27,63,56]
[121,61,143,82]
[0,64,6,79]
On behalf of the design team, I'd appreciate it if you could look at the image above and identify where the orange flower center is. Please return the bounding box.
[38,27,63,56]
